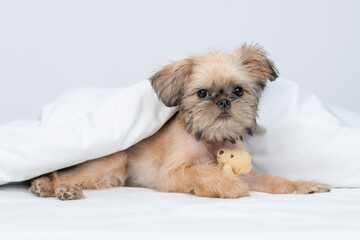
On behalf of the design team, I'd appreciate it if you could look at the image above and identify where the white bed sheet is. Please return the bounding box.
[1,183,359,240]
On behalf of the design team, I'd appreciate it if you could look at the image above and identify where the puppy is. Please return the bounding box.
[30,44,331,200]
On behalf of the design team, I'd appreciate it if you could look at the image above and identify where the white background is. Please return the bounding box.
[0,0,359,124]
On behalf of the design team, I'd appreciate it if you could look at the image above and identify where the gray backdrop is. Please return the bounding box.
[1,0,359,124]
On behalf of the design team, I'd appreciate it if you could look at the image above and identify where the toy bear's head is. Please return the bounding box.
[217,148,252,175]
[217,149,236,165]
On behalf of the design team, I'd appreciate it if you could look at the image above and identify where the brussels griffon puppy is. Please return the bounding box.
[30,44,330,200]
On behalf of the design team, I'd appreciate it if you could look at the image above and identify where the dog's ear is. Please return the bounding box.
[234,44,279,86]
[149,59,193,107]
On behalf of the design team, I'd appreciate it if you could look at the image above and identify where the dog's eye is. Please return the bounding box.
[197,89,208,98]
[233,86,244,97]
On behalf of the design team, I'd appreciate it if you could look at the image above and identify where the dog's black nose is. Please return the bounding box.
[216,99,231,109]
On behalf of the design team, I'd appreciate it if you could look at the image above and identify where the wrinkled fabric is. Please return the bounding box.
[0,78,359,187]
[249,79,360,187]
[0,81,176,184]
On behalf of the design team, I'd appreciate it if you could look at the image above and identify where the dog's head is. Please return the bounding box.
[150,43,278,143]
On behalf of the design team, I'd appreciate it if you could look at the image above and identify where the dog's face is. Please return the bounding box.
[150,44,278,143]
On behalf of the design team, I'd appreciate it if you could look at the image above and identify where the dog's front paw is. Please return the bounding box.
[194,177,249,199]
[292,180,331,194]
[29,176,55,197]
[55,185,84,200]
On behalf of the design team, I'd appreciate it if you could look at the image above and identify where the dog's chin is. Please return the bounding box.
[191,119,248,144]
[216,111,231,119]
[180,109,253,143]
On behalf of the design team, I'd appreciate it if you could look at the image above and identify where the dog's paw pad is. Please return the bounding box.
[56,186,84,201]
[30,180,42,196]
[29,177,54,197]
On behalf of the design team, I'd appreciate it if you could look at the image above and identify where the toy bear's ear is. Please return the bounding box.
[217,149,228,164]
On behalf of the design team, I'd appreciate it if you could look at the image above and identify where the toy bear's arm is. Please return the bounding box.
[222,163,234,176]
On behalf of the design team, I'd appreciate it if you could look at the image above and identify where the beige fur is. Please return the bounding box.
[30,44,330,200]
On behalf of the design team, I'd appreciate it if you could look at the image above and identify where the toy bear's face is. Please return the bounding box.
[217,148,252,175]
[217,149,235,164]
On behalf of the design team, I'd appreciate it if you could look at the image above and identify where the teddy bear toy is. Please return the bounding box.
[217,148,252,176]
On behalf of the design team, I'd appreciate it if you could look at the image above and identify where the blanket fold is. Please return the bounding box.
[0,78,359,187]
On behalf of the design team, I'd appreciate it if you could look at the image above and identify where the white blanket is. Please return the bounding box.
[0,183,359,240]
[0,78,360,187]
[0,81,175,184]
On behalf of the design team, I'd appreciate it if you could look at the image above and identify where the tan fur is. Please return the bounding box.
[30,44,330,200]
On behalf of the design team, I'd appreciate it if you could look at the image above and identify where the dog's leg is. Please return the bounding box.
[157,164,249,198]
[30,151,128,200]
[243,171,331,194]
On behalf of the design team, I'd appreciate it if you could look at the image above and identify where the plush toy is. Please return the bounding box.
[217,148,252,176]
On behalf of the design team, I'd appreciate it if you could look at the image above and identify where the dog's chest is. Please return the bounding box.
[183,132,216,164]
[184,132,244,165]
